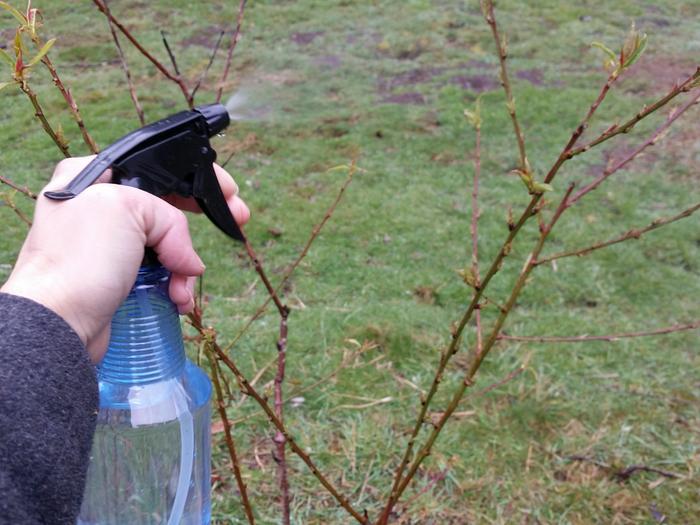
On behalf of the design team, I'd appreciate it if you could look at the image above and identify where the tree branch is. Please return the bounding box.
[160,30,180,76]
[389,185,576,512]
[202,331,256,525]
[186,313,367,524]
[497,321,700,343]
[470,115,483,358]
[536,202,700,265]
[482,0,528,172]
[273,314,291,525]
[191,30,225,104]
[36,54,98,153]
[0,175,36,199]
[224,163,357,353]
[101,0,145,125]
[1,192,32,226]
[18,80,70,157]
[91,0,191,104]
[216,0,248,103]
[566,68,700,160]
[568,88,700,206]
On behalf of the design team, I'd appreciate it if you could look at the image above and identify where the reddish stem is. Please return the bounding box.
[92,0,191,105]
[216,0,248,103]
[101,0,145,125]
[535,202,700,265]
[274,315,291,525]
[497,321,700,343]
[568,88,700,206]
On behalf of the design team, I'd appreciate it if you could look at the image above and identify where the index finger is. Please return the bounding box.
[162,163,250,226]
[43,156,113,195]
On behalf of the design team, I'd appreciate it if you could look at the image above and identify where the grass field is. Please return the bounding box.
[1,1,698,523]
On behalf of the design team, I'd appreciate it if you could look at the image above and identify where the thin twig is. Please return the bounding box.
[568,89,700,206]
[1,192,32,226]
[497,321,700,343]
[35,54,98,153]
[482,0,528,172]
[469,114,483,358]
[202,332,256,525]
[186,313,367,524]
[394,465,449,523]
[243,238,288,317]
[191,30,225,103]
[91,0,191,104]
[535,202,700,265]
[160,31,180,76]
[102,0,145,125]
[565,455,681,481]
[566,68,700,161]
[389,184,576,511]
[273,314,291,525]
[376,19,633,523]
[224,163,356,353]
[0,175,36,199]
[18,81,70,157]
[216,0,248,103]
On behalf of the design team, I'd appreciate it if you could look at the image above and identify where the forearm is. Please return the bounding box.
[0,293,98,525]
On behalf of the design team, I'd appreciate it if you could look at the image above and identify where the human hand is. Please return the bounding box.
[0,156,249,362]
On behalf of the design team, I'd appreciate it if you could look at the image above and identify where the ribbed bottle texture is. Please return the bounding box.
[98,266,185,385]
[79,265,212,525]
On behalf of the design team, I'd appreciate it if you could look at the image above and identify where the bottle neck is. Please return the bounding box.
[97,265,186,385]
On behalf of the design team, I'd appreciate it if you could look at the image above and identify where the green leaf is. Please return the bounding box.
[623,33,647,69]
[591,41,616,62]
[0,48,13,67]
[0,1,26,26]
[0,80,12,91]
[26,38,55,68]
[457,267,478,288]
[531,181,553,193]
[464,97,482,129]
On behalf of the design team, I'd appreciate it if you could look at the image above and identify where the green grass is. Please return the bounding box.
[1,1,699,523]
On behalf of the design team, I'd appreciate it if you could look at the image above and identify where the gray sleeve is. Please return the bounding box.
[0,293,98,525]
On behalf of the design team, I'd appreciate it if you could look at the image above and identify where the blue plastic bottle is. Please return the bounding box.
[78,265,212,525]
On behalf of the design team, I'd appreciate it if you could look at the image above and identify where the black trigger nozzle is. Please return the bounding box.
[195,103,230,136]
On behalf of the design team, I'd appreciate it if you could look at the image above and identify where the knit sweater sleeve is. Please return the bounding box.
[0,293,98,525]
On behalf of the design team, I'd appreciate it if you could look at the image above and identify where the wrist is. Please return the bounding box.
[1,267,88,347]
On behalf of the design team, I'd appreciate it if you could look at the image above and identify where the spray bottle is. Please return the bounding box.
[45,104,242,525]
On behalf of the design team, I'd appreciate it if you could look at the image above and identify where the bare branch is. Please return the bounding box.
[1,192,32,226]
[186,314,368,524]
[243,238,289,317]
[566,68,700,160]
[568,89,700,206]
[482,0,528,172]
[273,313,291,525]
[160,30,180,76]
[18,81,70,157]
[102,0,145,125]
[224,163,357,353]
[36,56,98,153]
[0,175,37,199]
[497,321,700,343]
[191,30,225,103]
[389,185,576,509]
[216,0,248,103]
[470,116,483,357]
[202,334,256,525]
[91,0,191,105]
[536,202,700,265]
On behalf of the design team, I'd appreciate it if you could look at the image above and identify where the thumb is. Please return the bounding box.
[128,188,206,277]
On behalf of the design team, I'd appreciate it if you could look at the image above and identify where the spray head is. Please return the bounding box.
[45,103,243,242]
